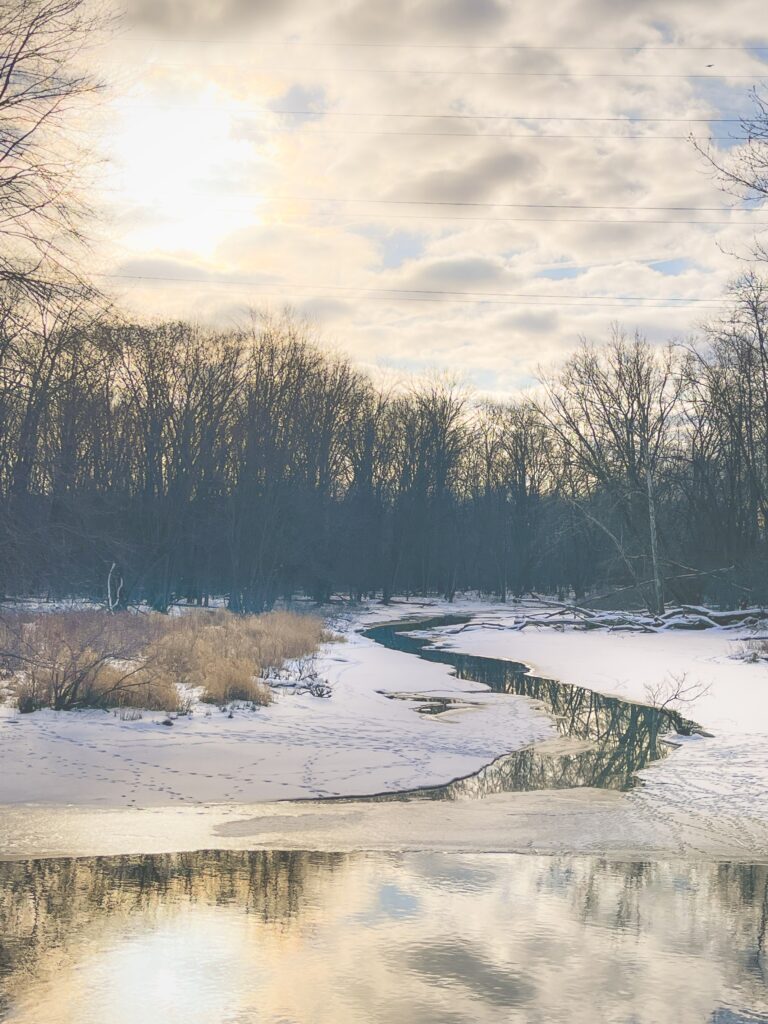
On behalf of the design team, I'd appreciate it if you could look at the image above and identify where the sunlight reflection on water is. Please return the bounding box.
[1,850,766,1024]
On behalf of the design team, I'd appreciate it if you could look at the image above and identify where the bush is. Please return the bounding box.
[739,638,768,663]
[0,607,325,712]
[0,611,177,712]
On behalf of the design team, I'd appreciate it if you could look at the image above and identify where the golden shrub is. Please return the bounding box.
[2,607,324,713]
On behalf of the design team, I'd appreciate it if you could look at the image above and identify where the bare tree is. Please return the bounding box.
[0,0,104,296]
[683,274,768,568]
[537,331,683,614]
[1,292,767,610]
[695,89,768,262]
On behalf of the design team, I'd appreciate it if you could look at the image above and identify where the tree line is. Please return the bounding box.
[1,276,768,612]
[3,1,768,612]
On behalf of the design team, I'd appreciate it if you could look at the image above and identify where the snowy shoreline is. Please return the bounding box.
[0,600,553,808]
[1,597,767,859]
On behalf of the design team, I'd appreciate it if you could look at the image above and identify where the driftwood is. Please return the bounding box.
[458,599,767,635]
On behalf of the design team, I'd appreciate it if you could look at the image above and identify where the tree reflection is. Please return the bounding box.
[1,852,767,1024]
[365,618,703,800]
[0,849,343,1013]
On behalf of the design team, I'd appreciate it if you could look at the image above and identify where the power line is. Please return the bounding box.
[259,196,767,214]
[98,203,762,226]
[97,199,764,227]
[96,182,767,217]
[117,103,753,124]
[245,127,750,141]
[99,272,730,308]
[316,214,760,226]
[129,38,768,53]
[126,63,768,80]
[149,124,743,141]
[107,112,751,141]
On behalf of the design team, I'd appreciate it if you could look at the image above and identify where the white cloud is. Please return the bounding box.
[102,0,768,395]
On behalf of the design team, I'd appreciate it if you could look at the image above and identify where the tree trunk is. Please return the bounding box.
[646,466,664,615]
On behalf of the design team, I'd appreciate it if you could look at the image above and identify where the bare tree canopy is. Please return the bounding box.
[537,331,682,613]
[0,0,103,296]
[696,89,768,262]
[0,290,767,613]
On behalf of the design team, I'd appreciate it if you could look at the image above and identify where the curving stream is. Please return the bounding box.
[362,615,706,800]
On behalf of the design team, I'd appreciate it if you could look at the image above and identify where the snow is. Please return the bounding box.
[1,596,767,860]
[424,604,768,849]
[0,602,551,807]
[429,610,768,734]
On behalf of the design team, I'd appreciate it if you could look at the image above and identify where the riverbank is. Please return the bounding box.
[423,608,768,858]
[0,601,551,807]
[1,598,767,860]
[2,785,766,862]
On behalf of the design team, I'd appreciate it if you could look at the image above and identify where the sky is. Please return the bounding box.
[88,0,768,394]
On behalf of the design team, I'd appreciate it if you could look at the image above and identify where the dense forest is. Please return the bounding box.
[1,274,768,613]
[2,1,768,614]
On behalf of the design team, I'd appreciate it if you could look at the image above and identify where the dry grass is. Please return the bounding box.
[235,611,328,676]
[0,608,326,712]
[144,619,268,706]
[0,611,177,713]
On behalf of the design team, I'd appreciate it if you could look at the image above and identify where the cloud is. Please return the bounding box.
[499,309,560,334]
[126,0,299,33]
[113,256,273,286]
[418,0,506,34]
[392,150,542,204]
[105,0,767,395]
[395,940,535,1006]
[329,0,505,44]
[398,256,511,290]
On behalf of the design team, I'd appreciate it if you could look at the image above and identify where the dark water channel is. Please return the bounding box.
[363,616,706,799]
[1,850,766,1024]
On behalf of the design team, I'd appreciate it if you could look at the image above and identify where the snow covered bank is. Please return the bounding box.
[1,596,767,860]
[2,786,766,862]
[428,609,768,734]
[0,602,551,807]
[425,605,768,849]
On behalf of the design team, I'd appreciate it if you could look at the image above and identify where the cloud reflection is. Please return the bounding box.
[0,851,767,1023]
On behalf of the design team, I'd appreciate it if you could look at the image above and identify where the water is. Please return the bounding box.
[363,616,704,798]
[0,618,762,1021]
[0,850,766,1024]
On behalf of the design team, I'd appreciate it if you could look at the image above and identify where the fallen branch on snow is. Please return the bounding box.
[491,600,767,634]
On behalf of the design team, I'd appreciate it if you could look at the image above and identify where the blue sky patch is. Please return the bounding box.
[536,266,586,281]
[268,84,326,126]
[649,258,695,276]
[352,226,425,270]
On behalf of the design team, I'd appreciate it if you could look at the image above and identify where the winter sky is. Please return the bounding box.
[94,0,768,393]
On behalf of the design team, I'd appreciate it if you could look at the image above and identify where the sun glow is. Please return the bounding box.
[106,85,271,258]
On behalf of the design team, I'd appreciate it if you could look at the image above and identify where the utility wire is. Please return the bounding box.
[115,103,755,124]
[98,205,762,226]
[96,182,766,216]
[123,64,768,80]
[97,202,764,227]
[149,125,744,140]
[99,273,730,308]
[117,103,761,129]
[128,38,768,52]
[161,108,757,123]
[270,196,766,213]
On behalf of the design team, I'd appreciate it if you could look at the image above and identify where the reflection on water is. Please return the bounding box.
[364,617,704,797]
[1,850,767,1024]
